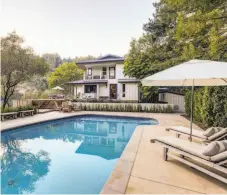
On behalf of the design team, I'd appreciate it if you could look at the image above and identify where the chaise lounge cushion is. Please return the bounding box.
[203,127,223,137]
[208,128,227,141]
[203,141,227,156]
[211,151,227,162]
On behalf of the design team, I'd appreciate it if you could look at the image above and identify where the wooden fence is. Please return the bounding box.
[159,92,185,112]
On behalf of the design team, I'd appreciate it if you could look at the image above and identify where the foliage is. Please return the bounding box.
[124,0,227,81]
[78,103,173,113]
[1,105,34,113]
[1,31,49,109]
[124,0,227,127]
[185,86,227,127]
[47,62,83,88]
[42,53,62,71]
[74,55,97,62]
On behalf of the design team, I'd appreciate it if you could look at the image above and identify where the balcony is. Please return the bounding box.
[84,72,108,80]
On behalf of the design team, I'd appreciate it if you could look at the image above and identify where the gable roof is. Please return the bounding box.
[76,54,124,68]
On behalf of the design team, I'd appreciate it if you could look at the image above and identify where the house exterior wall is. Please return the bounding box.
[118,83,139,101]
[72,62,139,101]
[99,84,109,97]
[74,85,84,97]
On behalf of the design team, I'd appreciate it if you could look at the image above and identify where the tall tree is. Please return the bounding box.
[1,32,49,109]
[47,62,83,88]
[42,53,62,71]
[124,0,227,79]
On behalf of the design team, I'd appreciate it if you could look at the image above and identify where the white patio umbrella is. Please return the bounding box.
[141,59,227,141]
[52,86,64,91]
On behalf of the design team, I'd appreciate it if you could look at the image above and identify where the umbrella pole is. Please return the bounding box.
[189,80,194,142]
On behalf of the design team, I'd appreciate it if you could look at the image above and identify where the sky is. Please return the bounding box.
[1,0,157,58]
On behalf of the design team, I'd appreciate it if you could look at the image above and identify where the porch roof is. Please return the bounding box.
[67,80,108,85]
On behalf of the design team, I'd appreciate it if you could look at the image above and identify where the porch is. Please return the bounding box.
[70,82,118,100]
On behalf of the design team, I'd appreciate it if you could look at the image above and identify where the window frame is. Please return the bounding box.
[84,85,97,93]
[109,67,115,79]
[122,84,125,97]
[88,68,92,76]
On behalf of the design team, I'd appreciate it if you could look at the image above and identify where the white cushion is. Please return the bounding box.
[203,140,227,156]
[208,128,227,141]
[203,127,222,137]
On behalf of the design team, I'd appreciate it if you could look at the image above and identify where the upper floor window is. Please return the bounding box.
[102,67,107,75]
[88,68,92,76]
[109,67,115,79]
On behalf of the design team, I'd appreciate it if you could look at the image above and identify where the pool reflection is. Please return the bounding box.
[1,116,154,194]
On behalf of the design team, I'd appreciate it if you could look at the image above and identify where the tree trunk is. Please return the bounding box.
[2,89,9,110]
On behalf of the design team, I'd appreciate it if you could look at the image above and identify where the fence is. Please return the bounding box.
[159,92,185,112]
[12,99,32,108]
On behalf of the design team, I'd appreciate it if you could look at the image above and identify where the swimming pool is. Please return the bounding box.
[1,115,157,194]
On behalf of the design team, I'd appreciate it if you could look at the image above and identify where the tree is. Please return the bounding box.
[42,53,62,71]
[47,62,83,88]
[1,32,49,109]
[124,0,227,80]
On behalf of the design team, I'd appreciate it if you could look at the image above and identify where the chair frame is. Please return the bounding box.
[166,127,227,141]
[151,139,227,184]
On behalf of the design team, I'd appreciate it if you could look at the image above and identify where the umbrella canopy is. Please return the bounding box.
[52,86,64,90]
[141,59,227,141]
[142,60,227,87]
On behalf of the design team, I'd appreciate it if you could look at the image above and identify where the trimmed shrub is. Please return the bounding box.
[185,86,227,127]
[77,103,173,113]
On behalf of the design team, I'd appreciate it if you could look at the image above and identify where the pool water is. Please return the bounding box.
[1,115,157,194]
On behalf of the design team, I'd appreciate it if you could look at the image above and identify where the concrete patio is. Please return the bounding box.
[1,111,227,194]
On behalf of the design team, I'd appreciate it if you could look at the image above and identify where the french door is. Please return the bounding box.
[109,84,117,99]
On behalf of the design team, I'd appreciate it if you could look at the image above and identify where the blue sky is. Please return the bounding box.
[1,0,157,58]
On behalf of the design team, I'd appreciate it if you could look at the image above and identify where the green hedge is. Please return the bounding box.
[1,105,35,113]
[77,103,173,113]
[185,86,227,128]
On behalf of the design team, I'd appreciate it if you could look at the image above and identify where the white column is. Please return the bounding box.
[97,84,99,99]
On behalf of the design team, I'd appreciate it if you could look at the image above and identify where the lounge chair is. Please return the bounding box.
[166,126,227,141]
[62,101,72,112]
[150,136,227,184]
[54,101,62,111]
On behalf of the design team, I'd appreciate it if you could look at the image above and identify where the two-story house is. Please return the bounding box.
[68,54,140,101]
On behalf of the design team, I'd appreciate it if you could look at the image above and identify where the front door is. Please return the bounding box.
[109,84,117,99]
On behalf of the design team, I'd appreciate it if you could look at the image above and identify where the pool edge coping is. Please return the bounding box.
[100,125,145,194]
[1,112,158,132]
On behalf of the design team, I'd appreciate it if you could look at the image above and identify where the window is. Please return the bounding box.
[109,67,115,79]
[122,84,125,97]
[102,67,107,79]
[88,68,92,76]
[85,85,97,93]
[102,67,107,75]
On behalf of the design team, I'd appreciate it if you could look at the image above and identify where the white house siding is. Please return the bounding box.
[118,83,139,101]
[116,64,130,79]
[74,85,84,97]
[99,84,109,97]
[159,92,185,112]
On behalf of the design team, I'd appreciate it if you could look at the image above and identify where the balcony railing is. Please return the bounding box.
[84,73,108,80]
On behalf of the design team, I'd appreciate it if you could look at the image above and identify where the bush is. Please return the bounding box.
[185,86,227,128]
[1,105,34,113]
[78,103,173,113]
